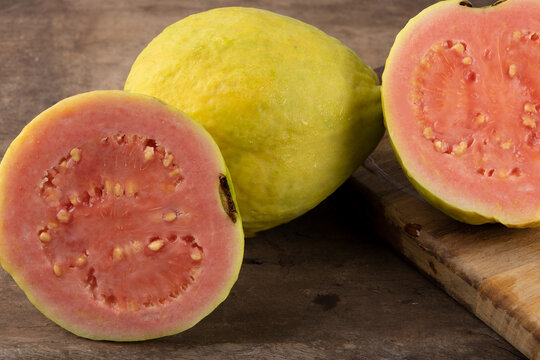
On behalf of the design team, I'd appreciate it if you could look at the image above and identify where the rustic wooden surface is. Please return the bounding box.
[0,0,526,359]
[350,1,540,359]
[352,136,540,360]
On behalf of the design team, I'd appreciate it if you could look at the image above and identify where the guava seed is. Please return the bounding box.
[523,115,536,128]
[148,239,164,251]
[39,231,51,243]
[525,103,537,113]
[163,212,177,222]
[131,241,142,252]
[169,169,181,177]
[105,180,113,195]
[423,127,434,139]
[501,140,513,149]
[434,140,448,153]
[113,247,123,260]
[70,148,81,162]
[53,263,62,276]
[144,146,154,162]
[475,113,486,124]
[452,141,468,155]
[163,154,174,167]
[190,251,202,261]
[452,42,465,53]
[56,209,70,223]
[69,195,79,206]
[125,182,136,197]
[508,64,517,77]
[76,256,87,266]
[114,183,123,197]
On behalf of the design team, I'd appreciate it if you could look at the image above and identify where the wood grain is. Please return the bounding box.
[0,0,527,358]
[352,137,540,359]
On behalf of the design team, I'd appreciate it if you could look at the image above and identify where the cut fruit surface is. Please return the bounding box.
[0,90,244,341]
[382,0,540,226]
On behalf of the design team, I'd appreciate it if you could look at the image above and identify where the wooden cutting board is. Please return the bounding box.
[351,135,540,359]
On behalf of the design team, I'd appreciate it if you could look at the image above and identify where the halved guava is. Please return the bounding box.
[382,0,540,226]
[0,90,244,341]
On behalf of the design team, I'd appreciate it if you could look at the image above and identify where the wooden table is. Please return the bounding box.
[0,0,527,358]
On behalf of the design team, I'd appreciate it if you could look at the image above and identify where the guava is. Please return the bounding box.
[0,90,244,341]
[382,0,540,226]
[124,7,384,236]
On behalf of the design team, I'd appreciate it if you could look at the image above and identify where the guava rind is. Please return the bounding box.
[0,90,244,341]
[125,7,384,236]
[382,0,540,228]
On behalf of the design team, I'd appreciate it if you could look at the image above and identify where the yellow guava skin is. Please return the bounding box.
[125,7,384,236]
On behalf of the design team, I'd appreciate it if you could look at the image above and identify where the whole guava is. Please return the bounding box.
[125,7,383,236]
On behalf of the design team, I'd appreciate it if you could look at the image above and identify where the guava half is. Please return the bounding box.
[382,0,540,227]
[0,90,244,341]
[124,7,384,236]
